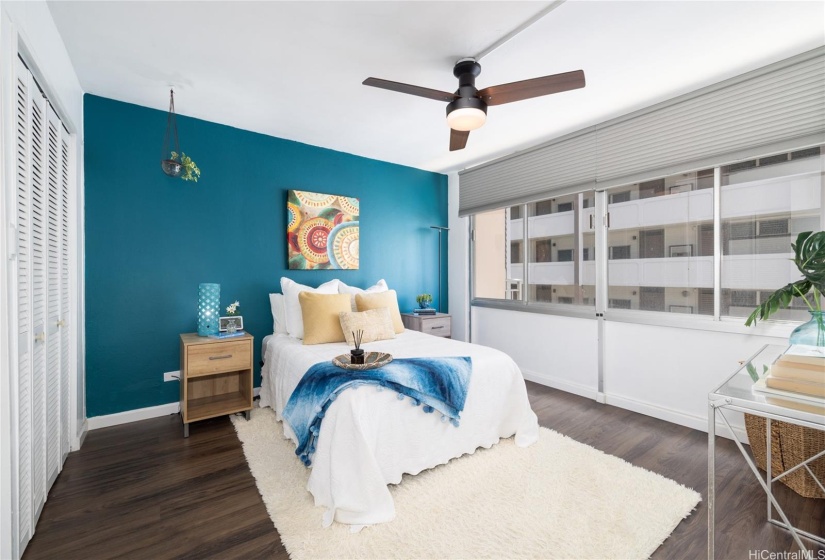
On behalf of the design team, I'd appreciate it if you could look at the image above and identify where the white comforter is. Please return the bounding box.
[259,330,539,527]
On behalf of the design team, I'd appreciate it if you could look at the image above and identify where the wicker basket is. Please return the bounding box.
[744,414,825,499]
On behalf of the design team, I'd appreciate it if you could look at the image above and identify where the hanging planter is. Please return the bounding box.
[161,89,201,182]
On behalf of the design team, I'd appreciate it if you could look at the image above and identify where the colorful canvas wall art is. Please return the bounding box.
[287,190,360,270]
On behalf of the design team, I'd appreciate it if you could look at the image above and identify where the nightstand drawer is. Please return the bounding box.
[187,340,251,377]
[421,316,451,337]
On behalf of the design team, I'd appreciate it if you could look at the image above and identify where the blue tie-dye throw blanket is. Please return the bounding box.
[283,357,473,466]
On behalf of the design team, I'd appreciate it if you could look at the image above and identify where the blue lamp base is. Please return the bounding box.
[198,283,220,336]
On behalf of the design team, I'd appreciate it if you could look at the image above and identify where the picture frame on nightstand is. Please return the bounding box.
[219,316,244,332]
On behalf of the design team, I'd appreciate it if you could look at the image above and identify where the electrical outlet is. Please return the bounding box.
[164,370,180,382]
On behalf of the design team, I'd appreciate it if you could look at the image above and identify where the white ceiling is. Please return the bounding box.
[48,1,825,174]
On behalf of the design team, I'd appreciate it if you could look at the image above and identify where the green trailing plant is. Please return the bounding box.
[170,151,201,182]
[416,293,433,307]
[746,231,825,340]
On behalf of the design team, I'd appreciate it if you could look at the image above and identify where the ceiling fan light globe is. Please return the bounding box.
[447,107,486,131]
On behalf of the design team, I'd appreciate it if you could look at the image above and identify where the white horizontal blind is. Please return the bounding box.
[459,132,597,214]
[459,46,825,216]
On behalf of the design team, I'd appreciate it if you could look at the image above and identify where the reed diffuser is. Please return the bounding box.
[351,329,365,364]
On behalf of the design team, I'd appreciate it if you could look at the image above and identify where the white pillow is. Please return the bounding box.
[269,293,288,335]
[280,277,340,339]
[338,279,389,311]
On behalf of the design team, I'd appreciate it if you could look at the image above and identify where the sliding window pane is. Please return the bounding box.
[606,170,714,314]
[474,207,524,300]
[720,146,823,320]
[525,192,595,306]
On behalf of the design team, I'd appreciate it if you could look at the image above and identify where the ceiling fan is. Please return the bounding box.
[363,58,585,151]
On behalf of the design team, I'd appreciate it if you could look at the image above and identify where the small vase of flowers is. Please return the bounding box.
[223,300,242,334]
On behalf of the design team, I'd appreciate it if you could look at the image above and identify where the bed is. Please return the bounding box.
[259,329,539,528]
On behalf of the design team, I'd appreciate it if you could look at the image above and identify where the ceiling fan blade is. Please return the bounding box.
[363,78,458,102]
[450,129,470,151]
[478,70,585,106]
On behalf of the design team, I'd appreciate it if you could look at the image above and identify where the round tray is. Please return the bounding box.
[333,351,393,370]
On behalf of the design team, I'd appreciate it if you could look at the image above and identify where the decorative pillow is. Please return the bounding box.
[355,290,405,334]
[299,292,352,345]
[269,293,288,335]
[281,277,340,339]
[338,279,389,311]
[339,308,396,346]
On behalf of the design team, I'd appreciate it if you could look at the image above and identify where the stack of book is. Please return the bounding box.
[413,308,437,315]
[757,345,825,402]
[209,330,246,339]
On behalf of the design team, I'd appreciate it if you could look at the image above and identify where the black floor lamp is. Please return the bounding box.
[430,225,449,313]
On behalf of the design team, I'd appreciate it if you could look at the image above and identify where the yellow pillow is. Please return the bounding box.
[339,308,396,346]
[299,292,352,345]
[355,290,405,334]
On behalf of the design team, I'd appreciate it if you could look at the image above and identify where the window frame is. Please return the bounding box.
[469,147,824,337]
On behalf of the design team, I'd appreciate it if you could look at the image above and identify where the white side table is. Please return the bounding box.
[708,344,825,558]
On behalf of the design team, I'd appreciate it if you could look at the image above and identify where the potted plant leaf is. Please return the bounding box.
[169,151,201,182]
[746,231,825,346]
[416,293,433,309]
[744,230,825,499]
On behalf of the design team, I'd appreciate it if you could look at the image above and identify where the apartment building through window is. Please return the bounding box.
[472,146,823,319]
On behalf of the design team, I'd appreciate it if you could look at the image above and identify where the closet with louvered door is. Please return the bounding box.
[13,56,72,555]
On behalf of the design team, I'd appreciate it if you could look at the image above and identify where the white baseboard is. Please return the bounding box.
[522,369,598,400]
[72,419,88,450]
[522,369,748,443]
[88,401,180,430]
[88,387,262,431]
[605,392,749,444]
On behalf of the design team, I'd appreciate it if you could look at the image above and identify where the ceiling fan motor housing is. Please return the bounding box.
[453,59,482,86]
[447,59,487,120]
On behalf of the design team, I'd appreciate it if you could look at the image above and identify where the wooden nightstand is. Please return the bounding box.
[179,332,254,437]
[401,312,451,338]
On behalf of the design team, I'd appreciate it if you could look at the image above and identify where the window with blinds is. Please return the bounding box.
[12,56,73,554]
[471,145,824,322]
[467,47,825,325]
[459,47,825,216]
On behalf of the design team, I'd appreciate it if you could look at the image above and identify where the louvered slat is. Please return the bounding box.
[45,108,61,484]
[60,135,70,456]
[15,58,33,550]
[28,81,48,524]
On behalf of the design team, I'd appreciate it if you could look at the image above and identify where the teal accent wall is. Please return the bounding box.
[84,95,448,417]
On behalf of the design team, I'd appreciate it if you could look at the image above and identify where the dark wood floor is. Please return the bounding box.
[23,382,824,560]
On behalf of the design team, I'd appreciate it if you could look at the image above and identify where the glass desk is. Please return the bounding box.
[708,344,825,558]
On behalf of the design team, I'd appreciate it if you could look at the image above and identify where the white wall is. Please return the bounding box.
[0,8,12,559]
[472,307,599,399]
[603,320,786,438]
[471,305,790,441]
[447,172,468,341]
[0,2,84,558]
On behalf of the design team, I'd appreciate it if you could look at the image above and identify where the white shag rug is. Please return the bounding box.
[231,408,700,560]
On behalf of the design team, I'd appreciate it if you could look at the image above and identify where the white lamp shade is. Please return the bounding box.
[446,107,487,131]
